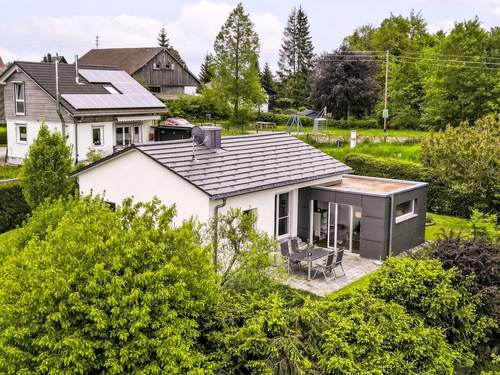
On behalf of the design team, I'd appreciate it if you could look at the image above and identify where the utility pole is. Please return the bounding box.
[95,35,100,49]
[383,50,389,132]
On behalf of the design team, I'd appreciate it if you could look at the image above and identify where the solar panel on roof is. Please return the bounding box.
[62,69,165,109]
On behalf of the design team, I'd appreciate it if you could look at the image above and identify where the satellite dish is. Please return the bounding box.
[191,126,205,146]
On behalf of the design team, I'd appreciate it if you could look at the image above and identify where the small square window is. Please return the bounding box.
[152,62,161,70]
[17,124,27,143]
[149,86,161,93]
[92,127,103,146]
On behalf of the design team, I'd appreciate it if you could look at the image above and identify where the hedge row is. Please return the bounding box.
[344,153,479,218]
[0,182,30,233]
[255,112,379,129]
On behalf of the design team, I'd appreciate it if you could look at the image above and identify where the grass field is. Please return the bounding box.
[425,213,469,241]
[316,141,422,162]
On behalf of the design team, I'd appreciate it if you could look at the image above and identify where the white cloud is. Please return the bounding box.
[0,1,284,74]
[427,19,456,34]
[443,0,500,16]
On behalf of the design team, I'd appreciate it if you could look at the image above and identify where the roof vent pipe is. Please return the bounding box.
[201,126,222,149]
[75,54,80,84]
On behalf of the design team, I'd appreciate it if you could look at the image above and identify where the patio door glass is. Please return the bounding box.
[326,203,359,253]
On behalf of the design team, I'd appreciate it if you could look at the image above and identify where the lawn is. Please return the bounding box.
[425,213,469,241]
[316,141,422,162]
[0,165,21,180]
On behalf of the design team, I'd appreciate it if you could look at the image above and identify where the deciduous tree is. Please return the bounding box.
[21,123,74,209]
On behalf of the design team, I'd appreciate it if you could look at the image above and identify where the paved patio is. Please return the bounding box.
[282,253,381,296]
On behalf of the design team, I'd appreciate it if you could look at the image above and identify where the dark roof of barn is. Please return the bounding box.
[73,132,352,198]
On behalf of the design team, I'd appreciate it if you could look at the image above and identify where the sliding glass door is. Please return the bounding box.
[326,203,362,254]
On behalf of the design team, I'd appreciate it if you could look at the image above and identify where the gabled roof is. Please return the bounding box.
[79,47,163,75]
[79,47,200,84]
[0,61,167,116]
[73,132,352,199]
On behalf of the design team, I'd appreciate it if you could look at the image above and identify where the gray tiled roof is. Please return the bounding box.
[135,132,352,198]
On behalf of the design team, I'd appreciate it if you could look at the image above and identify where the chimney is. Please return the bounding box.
[201,126,222,149]
[75,54,80,84]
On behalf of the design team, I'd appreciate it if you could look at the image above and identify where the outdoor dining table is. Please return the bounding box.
[289,247,331,281]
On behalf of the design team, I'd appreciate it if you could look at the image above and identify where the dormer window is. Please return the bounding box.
[104,85,119,94]
[152,62,161,70]
[14,82,25,115]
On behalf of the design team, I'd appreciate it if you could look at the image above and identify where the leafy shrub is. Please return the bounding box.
[274,97,294,109]
[316,293,457,374]
[166,93,229,120]
[0,124,6,145]
[0,165,20,180]
[0,197,220,373]
[430,237,500,321]
[0,182,30,233]
[0,183,31,233]
[421,114,500,216]
[21,124,75,209]
[369,257,497,369]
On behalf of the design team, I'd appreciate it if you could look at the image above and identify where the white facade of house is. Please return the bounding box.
[77,148,342,236]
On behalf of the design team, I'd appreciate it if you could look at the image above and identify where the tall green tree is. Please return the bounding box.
[21,123,74,209]
[211,3,265,128]
[157,26,185,65]
[260,62,274,89]
[420,18,500,128]
[277,6,314,106]
[199,53,214,84]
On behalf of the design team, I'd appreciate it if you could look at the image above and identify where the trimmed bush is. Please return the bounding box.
[0,182,30,233]
[0,124,6,145]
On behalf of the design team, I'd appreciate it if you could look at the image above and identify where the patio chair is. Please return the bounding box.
[312,251,335,281]
[332,249,346,279]
[280,240,300,274]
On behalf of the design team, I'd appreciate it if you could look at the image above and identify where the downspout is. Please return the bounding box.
[212,198,227,266]
[388,194,394,258]
[54,59,68,160]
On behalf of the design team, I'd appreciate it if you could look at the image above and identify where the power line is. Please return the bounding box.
[394,55,500,66]
[334,49,500,61]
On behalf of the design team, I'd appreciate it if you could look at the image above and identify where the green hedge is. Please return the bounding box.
[344,153,473,217]
[0,125,6,145]
[255,113,379,129]
[0,182,30,233]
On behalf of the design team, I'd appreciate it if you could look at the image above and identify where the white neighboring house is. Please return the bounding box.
[73,130,352,237]
[0,60,168,164]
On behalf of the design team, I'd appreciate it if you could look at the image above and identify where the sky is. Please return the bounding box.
[0,0,498,74]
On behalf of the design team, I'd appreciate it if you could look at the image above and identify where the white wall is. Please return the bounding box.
[77,149,211,226]
[6,120,67,164]
[183,86,198,96]
[209,176,342,239]
[8,119,155,164]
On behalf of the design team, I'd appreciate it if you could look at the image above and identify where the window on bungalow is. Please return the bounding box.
[395,199,417,223]
[17,124,27,143]
[103,85,119,94]
[276,192,290,237]
[14,82,25,115]
[92,126,103,146]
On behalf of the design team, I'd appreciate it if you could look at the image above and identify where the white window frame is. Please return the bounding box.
[16,123,27,144]
[92,126,104,147]
[115,124,142,146]
[275,192,290,238]
[152,62,161,70]
[13,81,25,115]
[395,199,418,223]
